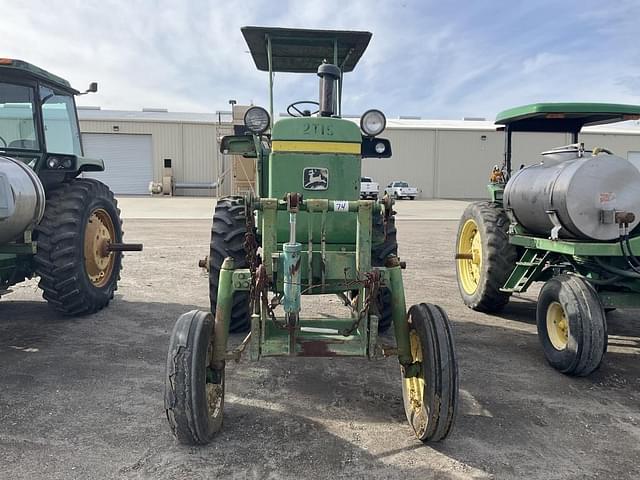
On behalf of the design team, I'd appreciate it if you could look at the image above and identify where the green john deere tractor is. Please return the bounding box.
[164,27,459,445]
[0,59,141,314]
[456,103,640,376]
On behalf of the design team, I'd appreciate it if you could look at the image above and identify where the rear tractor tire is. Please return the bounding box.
[536,275,607,376]
[165,310,225,445]
[402,303,458,442]
[455,201,517,312]
[34,179,122,315]
[209,197,251,333]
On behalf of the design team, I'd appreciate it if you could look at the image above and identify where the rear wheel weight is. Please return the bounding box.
[402,303,458,442]
[536,274,607,376]
[455,201,517,312]
[165,310,224,445]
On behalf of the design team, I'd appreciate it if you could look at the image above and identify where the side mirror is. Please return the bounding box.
[78,82,98,95]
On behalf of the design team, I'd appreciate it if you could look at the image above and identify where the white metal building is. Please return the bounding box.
[77,108,640,199]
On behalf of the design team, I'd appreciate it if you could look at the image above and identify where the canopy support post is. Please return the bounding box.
[267,34,274,128]
[504,126,512,177]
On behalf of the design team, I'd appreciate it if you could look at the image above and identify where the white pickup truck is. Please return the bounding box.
[360,176,379,200]
[385,181,418,200]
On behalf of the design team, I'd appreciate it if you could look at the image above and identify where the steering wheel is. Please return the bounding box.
[287,101,320,117]
[0,135,6,148]
[592,147,614,156]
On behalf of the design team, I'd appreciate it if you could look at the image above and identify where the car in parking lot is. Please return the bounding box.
[360,176,379,199]
[385,180,418,200]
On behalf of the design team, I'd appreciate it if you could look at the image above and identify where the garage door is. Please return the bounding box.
[629,151,640,172]
[82,133,153,195]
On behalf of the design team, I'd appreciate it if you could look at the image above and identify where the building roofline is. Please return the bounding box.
[76,108,640,134]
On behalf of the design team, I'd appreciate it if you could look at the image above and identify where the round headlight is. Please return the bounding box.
[47,157,60,169]
[375,142,386,154]
[244,106,271,134]
[360,109,386,136]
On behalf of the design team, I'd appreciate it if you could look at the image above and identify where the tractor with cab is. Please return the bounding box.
[0,59,141,315]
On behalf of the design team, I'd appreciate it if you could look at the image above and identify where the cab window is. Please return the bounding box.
[40,86,82,155]
[0,82,39,150]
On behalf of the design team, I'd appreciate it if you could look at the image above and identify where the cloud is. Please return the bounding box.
[2,0,639,120]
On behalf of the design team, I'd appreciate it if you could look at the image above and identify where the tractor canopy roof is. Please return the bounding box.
[495,102,640,133]
[241,26,372,73]
[0,58,78,94]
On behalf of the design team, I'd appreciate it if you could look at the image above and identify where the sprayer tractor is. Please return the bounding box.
[456,103,640,376]
[164,27,459,445]
[0,59,141,315]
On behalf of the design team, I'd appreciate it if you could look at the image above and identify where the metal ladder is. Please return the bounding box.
[501,249,550,293]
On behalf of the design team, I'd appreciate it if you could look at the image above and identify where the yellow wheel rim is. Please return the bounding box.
[546,301,569,350]
[206,342,223,419]
[458,218,482,295]
[403,330,426,427]
[83,208,116,288]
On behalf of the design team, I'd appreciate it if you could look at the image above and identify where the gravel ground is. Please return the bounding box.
[1,217,638,479]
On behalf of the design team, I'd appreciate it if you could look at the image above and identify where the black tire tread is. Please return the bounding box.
[536,274,607,376]
[34,178,122,315]
[456,201,517,312]
[406,302,458,442]
[209,197,250,333]
[371,213,397,332]
[165,310,222,445]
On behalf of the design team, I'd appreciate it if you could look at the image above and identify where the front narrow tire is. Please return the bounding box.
[402,303,458,442]
[536,275,607,376]
[165,310,225,445]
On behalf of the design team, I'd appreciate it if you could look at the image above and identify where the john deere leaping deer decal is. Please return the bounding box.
[303,167,329,190]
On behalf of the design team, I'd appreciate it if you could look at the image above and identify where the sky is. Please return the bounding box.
[2,0,640,120]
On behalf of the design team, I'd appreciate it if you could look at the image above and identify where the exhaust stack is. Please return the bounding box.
[317,62,340,117]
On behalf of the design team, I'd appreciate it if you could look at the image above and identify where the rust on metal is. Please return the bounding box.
[384,255,401,268]
[286,192,302,212]
[454,253,474,260]
[289,256,301,275]
[297,339,338,357]
[104,242,143,253]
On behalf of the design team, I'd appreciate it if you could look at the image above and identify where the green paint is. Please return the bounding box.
[388,264,411,367]
[215,28,411,364]
[76,155,104,172]
[0,59,77,94]
[212,257,234,367]
[599,292,640,309]
[509,234,640,257]
[271,117,361,142]
[501,249,551,293]
[260,318,368,357]
[496,102,640,125]
[241,26,371,74]
[487,183,504,204]
[268,152,361,244]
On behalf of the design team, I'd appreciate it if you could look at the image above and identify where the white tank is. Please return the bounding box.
[0,156,46,243]
[503,146,640,241]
